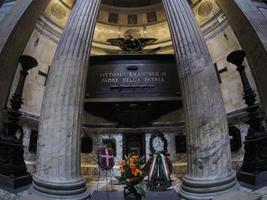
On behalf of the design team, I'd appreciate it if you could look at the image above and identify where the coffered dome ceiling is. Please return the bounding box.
[49,0,222,27]
[59,0,162,8]
[40,0,226,55]
[101,0,162,7]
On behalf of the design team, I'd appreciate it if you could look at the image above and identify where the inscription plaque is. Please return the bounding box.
[86,55,180,102]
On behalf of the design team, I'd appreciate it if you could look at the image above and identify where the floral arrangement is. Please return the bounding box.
[119,153,146,199]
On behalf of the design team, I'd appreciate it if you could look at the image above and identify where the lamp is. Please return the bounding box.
[227,50,267,186]
[0,55,38,191]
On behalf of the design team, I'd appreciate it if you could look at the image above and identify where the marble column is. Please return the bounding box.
[162,0,238,199]
[0,0,4,7]
[32,0,101,199]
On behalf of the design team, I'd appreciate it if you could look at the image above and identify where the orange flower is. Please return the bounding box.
[130,156,137,164]
[129,155,138,170]
[131,167,140,176]
[130,163,135,169]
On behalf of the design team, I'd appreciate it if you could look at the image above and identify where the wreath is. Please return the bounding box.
[149,132,168,155]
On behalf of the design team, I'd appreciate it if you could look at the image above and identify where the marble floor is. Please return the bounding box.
[1,175,267,200]
[86,175,182,194]
[86,175,267,200]
[254,187,267,200]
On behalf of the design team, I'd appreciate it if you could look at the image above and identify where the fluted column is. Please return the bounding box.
[32,0,101,199]
[0,0,4,7]
[162,0,238,199]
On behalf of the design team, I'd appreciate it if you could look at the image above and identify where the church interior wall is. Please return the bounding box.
[8,29,56,116]
[206,25,260,113]
[217,0,267,117]
[80,131,124,181]
[78,129,187,181]
[1,0,260,185]
[10,22,259,120]
[98,3,166,26]
[81,106,186,179]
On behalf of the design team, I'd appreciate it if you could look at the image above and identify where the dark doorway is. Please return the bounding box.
[124,133,145,158]
[29,129,38,153]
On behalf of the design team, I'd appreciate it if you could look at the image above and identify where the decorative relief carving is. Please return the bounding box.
[124,29,143,39]
[149,132,168,154]
[198,1,213,17]
[50,2,67,20]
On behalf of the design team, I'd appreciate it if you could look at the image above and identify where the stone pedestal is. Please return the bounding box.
[32,0,101,199]
[162,0,238,199]
[0,174,32,193]
[227,50,267,188]
[237,171,267,187]
[0,55,37,192]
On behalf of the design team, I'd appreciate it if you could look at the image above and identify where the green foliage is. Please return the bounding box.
[134,184,146,197]
[119,153,146,197]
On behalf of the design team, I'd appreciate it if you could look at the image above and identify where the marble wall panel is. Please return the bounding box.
[21,121,247,180]
[81,131,124,177]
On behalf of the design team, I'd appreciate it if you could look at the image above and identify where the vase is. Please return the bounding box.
[123,185,142,200]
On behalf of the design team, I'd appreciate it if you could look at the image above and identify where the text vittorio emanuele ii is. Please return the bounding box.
[99,71,167,84]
